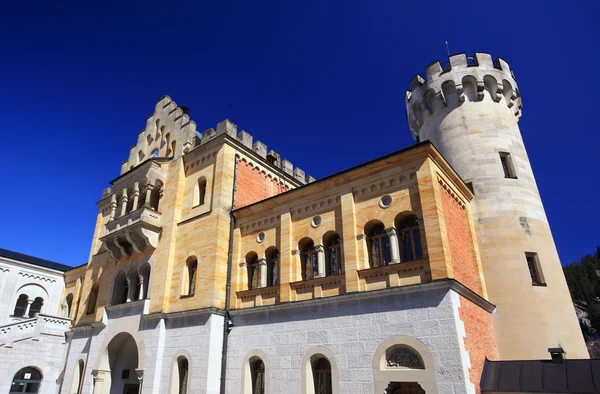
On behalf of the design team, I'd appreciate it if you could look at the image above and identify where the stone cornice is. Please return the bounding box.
[229,278,495,316]
[143,306,226,321]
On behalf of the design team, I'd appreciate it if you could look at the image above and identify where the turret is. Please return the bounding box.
[406,53,587,359]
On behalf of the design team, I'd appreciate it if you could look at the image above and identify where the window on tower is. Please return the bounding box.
[151,149,160,158]
[499,152,517,179]
[525,252,545,286]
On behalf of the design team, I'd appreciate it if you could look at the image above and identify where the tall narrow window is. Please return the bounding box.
[325,233,343,276]
[526,252,545,286]
[398,215,423,262]
[247,252,260,289]
[87,285,99,314]
[177,357,189,394]
[183,257,198,296]
[251,359,265,394]
[65,293,73,318]
[499,152,517,178]
[266,247,279,287]
[313,358,332,394]
[300,238,318,280]
[13,294,28,317]
[195,177,207,207]
[366,222,391,268]
[151,148,160,158]
[140,264,151,299]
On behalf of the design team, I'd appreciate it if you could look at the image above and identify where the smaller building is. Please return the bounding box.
[0,248,73,394]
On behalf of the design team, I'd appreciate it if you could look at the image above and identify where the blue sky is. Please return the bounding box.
[1,1,598,267]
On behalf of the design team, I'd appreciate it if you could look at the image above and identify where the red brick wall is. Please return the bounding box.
[440,186,483,295]
[235,159,289,208]
[459,296,498,393]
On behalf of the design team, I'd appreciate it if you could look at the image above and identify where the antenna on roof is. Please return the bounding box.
[445,41,450,56]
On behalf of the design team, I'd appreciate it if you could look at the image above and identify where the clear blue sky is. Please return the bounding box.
[1,1,598,267]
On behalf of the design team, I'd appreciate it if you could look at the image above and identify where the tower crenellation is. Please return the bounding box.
[405,53,522,141]
[405,52,588,360]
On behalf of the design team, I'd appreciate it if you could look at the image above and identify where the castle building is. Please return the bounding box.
[0,249,72,394]
[19,53,587,394]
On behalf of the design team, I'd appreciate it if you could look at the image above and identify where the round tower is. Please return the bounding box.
[406,53,588,359]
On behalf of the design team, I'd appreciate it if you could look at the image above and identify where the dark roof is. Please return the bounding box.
[481,358,600,394]
[0,248,72,272]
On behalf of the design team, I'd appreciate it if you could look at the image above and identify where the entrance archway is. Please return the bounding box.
[9,367,42,393]
[95,332,140,394]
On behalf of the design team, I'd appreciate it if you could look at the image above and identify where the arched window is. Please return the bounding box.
[246,252,260,290]
[65,293,73,318]
[151,148,160,158]
[300,238,318,280]
[69,360,85,394]
[266,247,279,287]
[324,232,343,276]
[112,272,129,305]
[165,133,172,156]
[313,358,332,394]
[13,294,28,317]
[194,177,207,207]
[182,257,198,296]
[86,285,99,314]
[251,358,265,394]
[386,346,425,369]
[28,297,43,317]
[10,367,42,393]
[171,140,177,157]
[366,221,391,268]
[396,215,423,262]
[170,356,189,394]
[140,264,151,299]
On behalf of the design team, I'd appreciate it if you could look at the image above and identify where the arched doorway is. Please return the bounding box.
[95,332,140,394]
[10,367,42,393]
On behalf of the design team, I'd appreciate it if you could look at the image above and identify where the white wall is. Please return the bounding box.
[0,257,66,325]
[225,288,472,394]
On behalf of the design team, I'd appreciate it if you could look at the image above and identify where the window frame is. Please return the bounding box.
[398,216,423,262]
[525,252,546,286]
[368,224,391,268]
[499,152,517,179]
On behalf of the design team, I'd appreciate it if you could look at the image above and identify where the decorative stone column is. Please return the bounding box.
[92,369,109,394]
[24,299,34,317]
[119,189,129,217]
[385,227,401,264]
[291,249,302,281]
[138,274,144,301]
[131,182,140,211]
[135,369,144,394]
[239,262,248,290]
[144,184,155,208]
[110,193,117,221]
[314,244,325,277]
[258,258,267,288]
[357,234,369,269]
[126,277,133,302]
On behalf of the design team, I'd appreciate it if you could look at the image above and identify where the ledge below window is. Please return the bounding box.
[237,286,280,308]
[289,274,346,302]
[357,259,431,291]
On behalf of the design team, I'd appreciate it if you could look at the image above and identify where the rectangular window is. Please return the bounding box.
[499,152,517,178]
[526,252,545,286]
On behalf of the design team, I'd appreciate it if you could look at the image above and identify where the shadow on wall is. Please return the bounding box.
[232,287,448,327]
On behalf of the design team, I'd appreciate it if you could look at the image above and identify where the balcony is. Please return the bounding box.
[101,207,162,260]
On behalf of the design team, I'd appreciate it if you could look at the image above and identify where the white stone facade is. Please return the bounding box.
[0,250,71,394]
[59,302,224,394]
[225,287,474,394]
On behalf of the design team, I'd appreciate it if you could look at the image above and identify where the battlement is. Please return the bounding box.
[405,53,523,140]
[197,119,314,185]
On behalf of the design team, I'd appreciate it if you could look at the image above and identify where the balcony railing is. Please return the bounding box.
[101,207,162,260]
